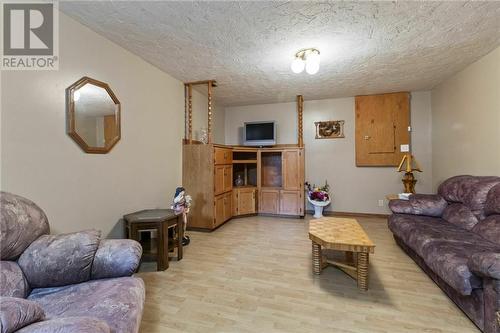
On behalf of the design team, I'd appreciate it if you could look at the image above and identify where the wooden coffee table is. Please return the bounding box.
[308,217,375,291]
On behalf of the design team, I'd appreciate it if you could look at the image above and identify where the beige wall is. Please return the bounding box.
[1,13,185,237]
[431,46,500,188]
[225,92,433,214]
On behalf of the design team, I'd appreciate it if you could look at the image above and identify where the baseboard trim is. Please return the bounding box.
[305,210,389,219]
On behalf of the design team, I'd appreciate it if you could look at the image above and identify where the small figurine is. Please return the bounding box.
[171,187,192,246]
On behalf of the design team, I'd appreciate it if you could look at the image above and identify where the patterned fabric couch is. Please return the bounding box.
[0,192,145,333]
[388,175,500,333]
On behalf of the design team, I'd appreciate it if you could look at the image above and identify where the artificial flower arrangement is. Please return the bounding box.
[305,180,331,202]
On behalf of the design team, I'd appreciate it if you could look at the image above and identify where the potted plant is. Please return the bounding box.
[305,181,331,218]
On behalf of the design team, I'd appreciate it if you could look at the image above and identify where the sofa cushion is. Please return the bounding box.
[388,214,443,247]
[438,175,477,203]
[18,230,101,288]
[442,203,479,231]
[28,277,144,333]
[0,261,30,298]
[464,177,500,219]
[420,241,498,295]
[0,192,49,261]
[389,214,491,259]
[472,215,500,246]
[0,297,45,333]
[485,183,500,216]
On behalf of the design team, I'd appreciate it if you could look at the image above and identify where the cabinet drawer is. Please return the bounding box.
[214,147,232,165]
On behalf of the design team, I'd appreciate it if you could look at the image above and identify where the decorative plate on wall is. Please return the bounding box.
[314,120,345,139]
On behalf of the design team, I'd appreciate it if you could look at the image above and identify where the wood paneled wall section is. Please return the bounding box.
[355,92,410,166]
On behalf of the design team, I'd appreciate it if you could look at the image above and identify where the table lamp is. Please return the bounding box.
[397,153,422,193]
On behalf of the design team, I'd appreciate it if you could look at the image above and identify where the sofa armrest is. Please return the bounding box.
[0,297,45,333]
[91,239,142,280]
[468,252,500,280]
[16,317,110,333]
[389,194,447,217]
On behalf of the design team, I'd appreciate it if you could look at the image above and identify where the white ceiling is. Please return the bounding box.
[61,1,500,107]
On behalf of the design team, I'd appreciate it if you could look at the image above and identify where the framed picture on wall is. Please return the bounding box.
[314,120,345,139]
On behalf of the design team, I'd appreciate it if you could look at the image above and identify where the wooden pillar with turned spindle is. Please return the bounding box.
[207,80,213,144]
[297,95,304,148]
[187,84,193,144]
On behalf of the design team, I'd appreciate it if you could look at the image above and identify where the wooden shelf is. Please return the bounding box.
[233,159,257,164]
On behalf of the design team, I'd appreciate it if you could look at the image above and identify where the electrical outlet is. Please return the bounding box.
[378,199,384,207]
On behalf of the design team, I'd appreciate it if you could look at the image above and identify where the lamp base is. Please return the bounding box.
[402,172,417,193]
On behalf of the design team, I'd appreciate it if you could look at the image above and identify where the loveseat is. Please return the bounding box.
[0,192,145,333]
[388,175,500,333]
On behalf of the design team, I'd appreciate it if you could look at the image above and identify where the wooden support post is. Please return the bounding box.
[357,252,369,291]
[187,84,193,144]
[207,81,213,144]
[312,242,322,275]
[184,84,188,141]
[297,95,304,148]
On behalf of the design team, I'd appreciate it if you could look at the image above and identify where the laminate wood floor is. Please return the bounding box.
[137,216,479,333]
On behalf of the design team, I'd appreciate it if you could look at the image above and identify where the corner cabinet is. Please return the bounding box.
[183,144,304,231]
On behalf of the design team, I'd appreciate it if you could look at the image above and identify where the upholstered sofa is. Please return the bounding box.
[388,175,500,333]
[0,192,145,333]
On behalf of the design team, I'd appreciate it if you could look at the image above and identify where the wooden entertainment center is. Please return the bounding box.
[183,144,305,230]
[182,81,305,230]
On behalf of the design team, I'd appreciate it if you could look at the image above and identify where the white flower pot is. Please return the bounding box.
[307,197,331,219]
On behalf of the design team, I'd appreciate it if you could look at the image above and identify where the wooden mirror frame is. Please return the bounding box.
[66,76,121,154]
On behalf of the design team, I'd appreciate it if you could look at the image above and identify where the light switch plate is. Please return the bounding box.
[400,144,410,152]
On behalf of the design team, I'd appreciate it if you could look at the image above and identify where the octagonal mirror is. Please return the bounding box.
[66,77,121,154]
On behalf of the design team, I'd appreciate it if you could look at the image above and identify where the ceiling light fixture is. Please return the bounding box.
[291,48,320,75]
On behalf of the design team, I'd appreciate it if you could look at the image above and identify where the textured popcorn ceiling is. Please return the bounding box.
[61,1,500,106]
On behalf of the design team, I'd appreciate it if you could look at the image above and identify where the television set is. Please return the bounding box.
[243,121,276,146]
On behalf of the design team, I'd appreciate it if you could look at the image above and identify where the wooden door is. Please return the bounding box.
[282,150,301,190]
[223,192,232,221]
[214,194,225,226]
[235,188,256,215]
[223,165,233,193]
[259,189,279,214]
[214,166,224,195]
[355,92,410,166]
[279,190,300,215]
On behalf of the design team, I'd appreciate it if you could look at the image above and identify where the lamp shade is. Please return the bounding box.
[291,57,305,73]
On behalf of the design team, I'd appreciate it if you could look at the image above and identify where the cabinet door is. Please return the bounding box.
[224,192,232,221]
[214,147,232,165]
[355,92,409,166]
[214,166,224,195]
[214,194,225,226]
[259,189,279,214]
[223,165,233,192]
[279,190,300,215]
[236,188,256,215]
[282,150,301,190]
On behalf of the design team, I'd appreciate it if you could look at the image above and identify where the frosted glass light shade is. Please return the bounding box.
[305,51,320,75]
[291,57,305,73]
